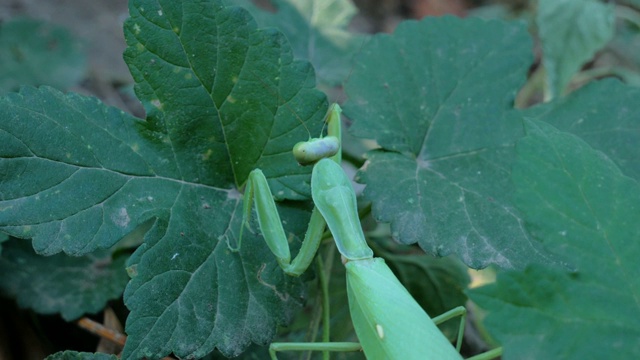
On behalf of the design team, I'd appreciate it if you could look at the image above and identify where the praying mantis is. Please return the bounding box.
[236,104,501,359]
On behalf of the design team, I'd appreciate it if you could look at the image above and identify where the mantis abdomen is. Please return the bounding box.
[346,258,463,360]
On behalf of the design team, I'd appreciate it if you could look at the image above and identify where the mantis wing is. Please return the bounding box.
[346,258,463,360]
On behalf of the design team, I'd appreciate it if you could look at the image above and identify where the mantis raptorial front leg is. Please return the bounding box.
[237,104,502,360]
[236,104,343,277]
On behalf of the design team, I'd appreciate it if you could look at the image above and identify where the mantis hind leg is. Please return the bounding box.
[268,254,363,360]
[432,306,503,360]
[268,342,362,360]
[432,306,467,352]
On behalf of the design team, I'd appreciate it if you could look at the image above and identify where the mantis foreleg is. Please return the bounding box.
[235,105,343,277]
[239,170,326,276]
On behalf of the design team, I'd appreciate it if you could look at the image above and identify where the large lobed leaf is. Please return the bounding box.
[344,16,555,269]
[123,0,328,199]
[0,0,332,357]
[469,118,640,359]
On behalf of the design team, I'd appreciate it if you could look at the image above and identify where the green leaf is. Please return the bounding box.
[210,344,272,359]
[227,0,366,87]
[124,0,328,199]
[344,16,554,269]
[523,79,640,180]
[469,120,640,359]
[45,352,118,360]
[0,87,175,253]
[0,237,128,320]
[536,0,615,98]
[0,0,331,357]
[0,18,86,94]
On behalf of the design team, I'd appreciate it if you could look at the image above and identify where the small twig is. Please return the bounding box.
[76,317,127,347]
[76,317,175,360]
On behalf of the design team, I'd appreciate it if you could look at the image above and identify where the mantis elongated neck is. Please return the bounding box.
[311,158,373,261]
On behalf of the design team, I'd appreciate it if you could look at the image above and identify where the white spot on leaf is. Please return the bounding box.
[112,207,130,228]
[151,99,163,110]
[227,188,242,200]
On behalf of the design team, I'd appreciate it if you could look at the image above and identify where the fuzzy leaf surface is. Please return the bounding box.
[45,352,118,360]
[523,79,640,180]
[344,16,554,269]
[469,119,640,359]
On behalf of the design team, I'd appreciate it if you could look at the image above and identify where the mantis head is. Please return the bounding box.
[293,136,340,165]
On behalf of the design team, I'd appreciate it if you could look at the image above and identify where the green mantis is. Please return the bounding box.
[237,104,501,359]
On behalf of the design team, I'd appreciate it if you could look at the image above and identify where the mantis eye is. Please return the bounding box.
[293,136,340,165]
